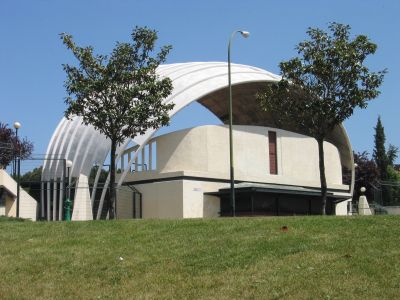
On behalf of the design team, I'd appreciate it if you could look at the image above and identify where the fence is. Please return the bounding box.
[18,157,142,220]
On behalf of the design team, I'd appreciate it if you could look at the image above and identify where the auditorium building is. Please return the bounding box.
[41,62,354,220]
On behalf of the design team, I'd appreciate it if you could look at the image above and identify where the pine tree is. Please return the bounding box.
[373,116,388,180]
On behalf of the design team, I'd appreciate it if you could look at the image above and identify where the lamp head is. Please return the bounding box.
[360,187,366,193]
[240,31,250,38]
[66,160,73,168]
[13,122,21,129]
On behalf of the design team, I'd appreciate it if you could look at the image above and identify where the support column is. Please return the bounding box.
[53,179,57,221]
[46,181,51,221]
[148,142,152,170]
[141,147,146,171]
[40,181,45,219]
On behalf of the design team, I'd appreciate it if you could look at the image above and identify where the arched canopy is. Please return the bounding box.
[43,62,354,193]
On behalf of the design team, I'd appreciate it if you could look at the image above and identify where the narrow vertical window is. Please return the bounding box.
[268,131,278,174]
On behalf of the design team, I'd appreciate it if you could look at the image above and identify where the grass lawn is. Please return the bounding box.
[0,216,399,299]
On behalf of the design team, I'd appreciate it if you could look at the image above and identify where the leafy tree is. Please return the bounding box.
[353,151,379,203]
[88,165,109,184]
[387,144,398,166]
[61,27,174,219]
[257,23,386,214]
[0,122,33,169]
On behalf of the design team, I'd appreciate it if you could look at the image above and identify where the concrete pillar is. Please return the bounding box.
[149,142,152,170]
[358,195,372,216]
[142,147,146,171]
[72,174,93,221]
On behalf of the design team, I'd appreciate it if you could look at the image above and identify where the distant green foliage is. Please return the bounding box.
[88,165,109,184]
[20,166,42,182]
[257,23,386,214]
[387,165,400,182]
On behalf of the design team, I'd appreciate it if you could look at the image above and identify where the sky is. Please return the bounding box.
[1,0,399,165]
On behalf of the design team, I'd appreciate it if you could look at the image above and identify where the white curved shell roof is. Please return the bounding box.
[43,62,281,181]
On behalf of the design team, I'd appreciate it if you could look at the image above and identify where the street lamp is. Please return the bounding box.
[13,122,21,177]
[228,30,250,217]
[13,121,21,217]
[65,159,73,221]
[66,160,73,198]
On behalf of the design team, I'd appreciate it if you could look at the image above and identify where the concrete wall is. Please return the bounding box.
[0,169,37,220]
[126,179,222,219]
[335,199,352,216]
[5,194,16,216]
[155,125,344,189]
[384,206,400,215]
[116,187,134,219]
[19,189,38,220]
[120,125,349,219]
[135,180,184,219]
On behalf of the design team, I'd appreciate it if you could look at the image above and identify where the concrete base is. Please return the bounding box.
[335,199,352,216]
[72,174,93,221]
[358,195,372,215]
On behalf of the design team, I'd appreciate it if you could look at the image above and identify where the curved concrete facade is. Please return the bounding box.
[153,125,344,188]
[42,62,354,219]
[119,125,351,219]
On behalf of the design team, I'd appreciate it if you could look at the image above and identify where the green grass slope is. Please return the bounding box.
[0,216,399,299]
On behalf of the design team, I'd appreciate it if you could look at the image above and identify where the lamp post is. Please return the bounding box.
[65,159,73,221]
[13,122,21,177]
[13,122,21,217]
[228,30,250,217]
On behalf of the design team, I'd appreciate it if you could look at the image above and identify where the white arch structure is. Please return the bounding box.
[42,62,355,220]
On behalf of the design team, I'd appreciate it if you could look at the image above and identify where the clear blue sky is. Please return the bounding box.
[1,0,399,163]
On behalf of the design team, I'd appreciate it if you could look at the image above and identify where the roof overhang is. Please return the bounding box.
[207,182,351,202]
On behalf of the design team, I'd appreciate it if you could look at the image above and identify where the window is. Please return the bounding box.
[268,131,278,174]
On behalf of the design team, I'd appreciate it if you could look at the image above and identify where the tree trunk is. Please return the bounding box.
[109,139,116,219]
[317,138,328,215]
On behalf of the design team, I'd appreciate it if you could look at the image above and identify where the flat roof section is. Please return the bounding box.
[207,182,351,202]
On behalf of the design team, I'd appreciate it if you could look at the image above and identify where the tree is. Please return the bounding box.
[373,116,388,179]
[0,122,33,169]
[88,165,109,184]
[387,144,398,166]
[20,166,42,182]
[373,116,399,180]
[257,23,386,214]
[353,151,379,203]
[372,116,399,205]
[61,27,174,219]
